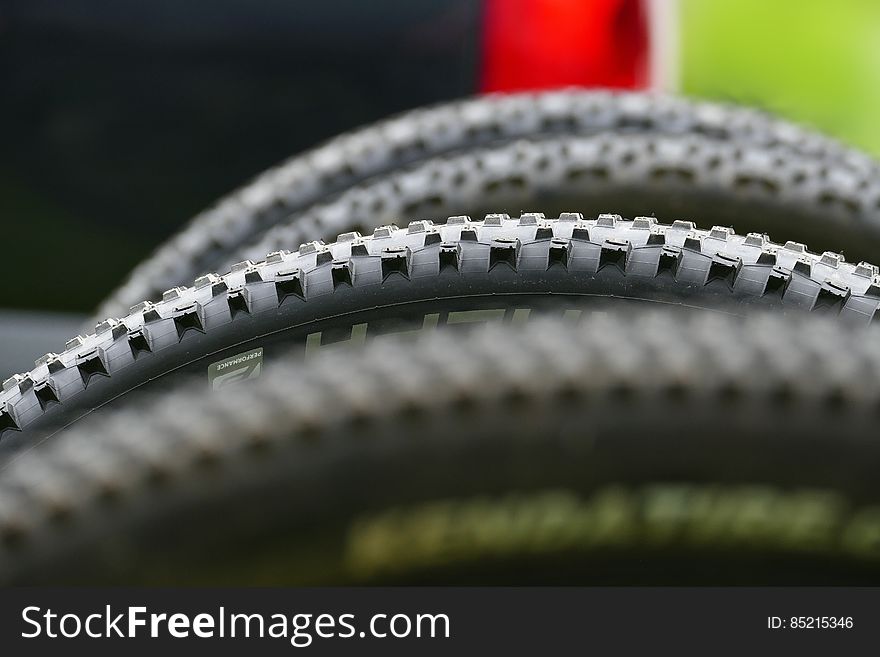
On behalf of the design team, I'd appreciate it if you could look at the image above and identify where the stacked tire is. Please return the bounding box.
[2,92,880,584]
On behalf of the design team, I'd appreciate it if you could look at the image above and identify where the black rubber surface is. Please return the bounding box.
[3,212,879,461]
[3,311,880,584]
[234,132,880,278]
[93,91,880,322]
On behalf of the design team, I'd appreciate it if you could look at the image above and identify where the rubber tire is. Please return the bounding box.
[92,91,880,321]
[3,310,880,584]
[4,212,880,460]
[234,132,880,274]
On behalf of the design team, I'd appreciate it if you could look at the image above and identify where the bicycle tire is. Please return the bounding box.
[3,310,880,584]
[233,132,880,272]
[92,91,880,321]
[3,213,879,460]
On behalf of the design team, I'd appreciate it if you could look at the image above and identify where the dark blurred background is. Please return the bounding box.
[1,0,482,312]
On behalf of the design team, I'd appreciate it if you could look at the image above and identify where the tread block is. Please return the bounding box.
[534,226,554,240]
[423,231,442,246]
[815,281,851,312]
[683,235,702,251]
[244,268,263,284]
[783,276,822,310]
[819,252,843,269]
[439,243,461,271]
[599,239,630,273]
[764,267,792,297]
[315,250,333,266]
[793,259,812,277]
[172,303,206,340]
[743,233,767,247]
[655,246,683,277]
[459,229,478,242]
[350,242,370,257]
[65,336,85,351]
[195,273,221,290]
[332,262,354,288]
[298,241,323,256]
[519,212,543,225]
[708,226,733,241]
[671,220,696,232]
[275,269,306,304]
[381,248,411,280]
[596,213,619,228]
[489,239,520,271]
[34,381,60,410]
[0,405,19,438]
[128,330,152,359]
[162,287,185,302]
[407,221,431,234]
[839,295,880,322]
[211,280,230,297]
[227,289,250,318]
[571,226,591,241]
[706,254,742,286]
[76,349,109,387]
[557,212,583,222]
[547,239,569,269]
[141,303,162,324]
[47,356,65,373]
[854,262,878,279]
[757,250,778,266]
[95,318,127,340]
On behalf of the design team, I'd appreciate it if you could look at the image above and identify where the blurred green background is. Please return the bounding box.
[681,0,880,156]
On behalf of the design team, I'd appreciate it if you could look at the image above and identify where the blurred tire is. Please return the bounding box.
[93,91,880,322]
[4,310,880,584]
